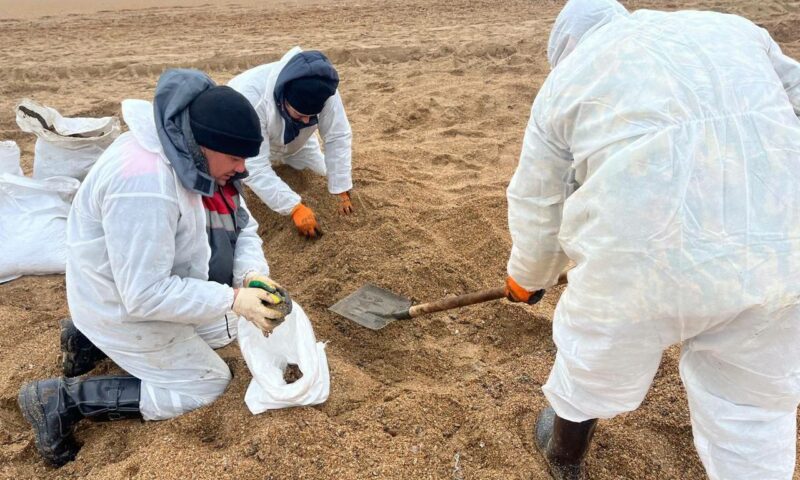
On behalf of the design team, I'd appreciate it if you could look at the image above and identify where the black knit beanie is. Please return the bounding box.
[189,86,263,158]
[284,76,339,115]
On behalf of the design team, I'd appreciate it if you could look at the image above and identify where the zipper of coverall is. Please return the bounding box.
[218,184,238,339]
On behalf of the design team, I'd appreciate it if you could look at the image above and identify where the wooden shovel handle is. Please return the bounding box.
[406,287,506,318]
[402,271,569,319]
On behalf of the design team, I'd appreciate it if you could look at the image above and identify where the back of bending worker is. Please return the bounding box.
[504,1,800,479]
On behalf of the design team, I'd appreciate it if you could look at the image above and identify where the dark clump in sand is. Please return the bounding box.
[283,363,303,384]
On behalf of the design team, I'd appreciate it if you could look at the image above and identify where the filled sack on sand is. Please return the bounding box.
[0,173,80,283]
[15,99,121,181]
[0,141,22,175]
[238,302,330,413]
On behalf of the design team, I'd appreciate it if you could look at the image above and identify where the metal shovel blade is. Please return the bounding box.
[329,283,413,330]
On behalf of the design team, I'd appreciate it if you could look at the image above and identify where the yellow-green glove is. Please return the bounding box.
[244,273,293,317]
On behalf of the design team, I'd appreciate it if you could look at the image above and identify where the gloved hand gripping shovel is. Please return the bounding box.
[329,271,568,330]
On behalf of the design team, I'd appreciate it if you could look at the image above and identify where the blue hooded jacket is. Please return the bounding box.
[152,69,250,286]
[273,51,340,144]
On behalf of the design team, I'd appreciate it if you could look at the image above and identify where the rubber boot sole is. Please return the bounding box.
[61,318,84,377]
[61,318,105,377]
[17,381,78,467]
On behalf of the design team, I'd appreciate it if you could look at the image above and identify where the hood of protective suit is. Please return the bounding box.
[273,51,339,144]
[153,69,219,197]
[547,0,629,68]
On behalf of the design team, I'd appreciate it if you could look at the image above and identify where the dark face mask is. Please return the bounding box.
[279,103,320,144]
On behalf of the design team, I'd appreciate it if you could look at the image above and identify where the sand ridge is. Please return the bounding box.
[1,0,799,478]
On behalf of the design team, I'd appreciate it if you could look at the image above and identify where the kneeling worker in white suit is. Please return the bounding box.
[504,0,800,479]
[18,69,290,467]
[229,47,354,239]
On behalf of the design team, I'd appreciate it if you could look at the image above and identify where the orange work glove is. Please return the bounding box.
[291,203,322,238]
[505,276,545,305]
[337,191,354,215]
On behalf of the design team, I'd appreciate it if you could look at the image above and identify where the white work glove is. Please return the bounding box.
[232,287,286,334]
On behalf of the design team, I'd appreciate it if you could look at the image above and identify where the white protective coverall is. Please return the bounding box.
[66,99,270,421]
[228,47,353,215]
[507,1,800,478]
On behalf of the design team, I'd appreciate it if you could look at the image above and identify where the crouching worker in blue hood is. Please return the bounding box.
[229,47,354,239]
[18,69,291,467]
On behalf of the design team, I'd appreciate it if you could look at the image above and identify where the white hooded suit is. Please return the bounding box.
[67,99,269,420]
[228,47,353,215]
[507,1,800,478]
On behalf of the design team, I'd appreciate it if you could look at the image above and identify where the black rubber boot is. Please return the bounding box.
[534,406,597,480]
[61,318,107,377]
[18,376,141,467]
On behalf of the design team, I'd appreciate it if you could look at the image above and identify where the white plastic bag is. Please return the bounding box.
[0,173,80,283]
[238,302,330,413]
[0,141,22,175]
[15,99,121,181]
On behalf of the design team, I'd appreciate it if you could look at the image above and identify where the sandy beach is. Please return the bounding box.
[1,0,799,478]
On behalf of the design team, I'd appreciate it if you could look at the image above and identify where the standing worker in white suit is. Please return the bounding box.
[229,47,354,239]
[18,69,291,467]
[504,0,800,479]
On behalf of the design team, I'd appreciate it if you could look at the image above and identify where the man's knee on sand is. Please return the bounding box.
[140,365,232,421]
[187,370,233,410]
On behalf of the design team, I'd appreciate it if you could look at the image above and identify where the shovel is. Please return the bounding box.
[330,271,569,330]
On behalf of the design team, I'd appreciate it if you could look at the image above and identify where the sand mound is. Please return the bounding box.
[1,0,799,478]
